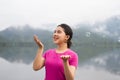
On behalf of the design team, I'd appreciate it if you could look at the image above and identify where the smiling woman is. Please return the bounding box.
[33,23,78,80]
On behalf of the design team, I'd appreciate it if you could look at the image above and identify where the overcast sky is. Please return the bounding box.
[0,0,120,30]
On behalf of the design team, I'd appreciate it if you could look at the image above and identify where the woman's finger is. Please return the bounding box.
[33,35,44,48]
[60,55,71,59]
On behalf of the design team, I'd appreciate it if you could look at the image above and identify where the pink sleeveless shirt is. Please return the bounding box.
[43,49,78,80]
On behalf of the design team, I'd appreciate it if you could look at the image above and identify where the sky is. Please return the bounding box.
[0,0,120,30]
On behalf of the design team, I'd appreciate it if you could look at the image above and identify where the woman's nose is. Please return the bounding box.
[53,32,57,36]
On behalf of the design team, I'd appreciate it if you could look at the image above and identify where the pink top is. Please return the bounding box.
[43,49,78,80]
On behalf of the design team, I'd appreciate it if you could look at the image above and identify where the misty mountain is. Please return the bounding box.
[0,15,120,43]
[0,15,120,75]
[0,15,120,59]
[105,16,120,34]
[94,15,120,40]
[77,15,120,39]
[0,24,52,42]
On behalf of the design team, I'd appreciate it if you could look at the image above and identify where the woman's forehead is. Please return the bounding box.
[55,26,64,31]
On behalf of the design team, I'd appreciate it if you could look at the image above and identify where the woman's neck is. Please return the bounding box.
[56,43,68,53]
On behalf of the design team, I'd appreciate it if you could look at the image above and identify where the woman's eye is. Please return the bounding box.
[53,29,62,34]
[57,30,62,33]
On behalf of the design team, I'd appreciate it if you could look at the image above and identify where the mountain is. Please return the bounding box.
[0,16,120,60]
[0,25,52,42]
[0,15,120,75]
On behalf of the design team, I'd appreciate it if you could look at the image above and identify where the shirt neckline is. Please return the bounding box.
[54,48,69,55]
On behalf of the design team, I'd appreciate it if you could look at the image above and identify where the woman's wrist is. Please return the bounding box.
[63,60,69,66]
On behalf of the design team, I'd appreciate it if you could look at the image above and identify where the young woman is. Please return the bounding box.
[33,24,78,80]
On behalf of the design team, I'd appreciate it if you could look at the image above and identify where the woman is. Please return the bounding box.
[33,23,78,80]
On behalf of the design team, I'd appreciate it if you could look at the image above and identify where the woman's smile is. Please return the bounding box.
[53,36,59,41]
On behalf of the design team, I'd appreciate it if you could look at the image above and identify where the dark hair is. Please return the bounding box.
[57,23,73,48]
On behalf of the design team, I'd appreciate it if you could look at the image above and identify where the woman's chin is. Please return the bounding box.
[53,41,59,45]
[53,41,57,44]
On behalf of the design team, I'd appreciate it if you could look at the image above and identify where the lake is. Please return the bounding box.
[0,48,120,80]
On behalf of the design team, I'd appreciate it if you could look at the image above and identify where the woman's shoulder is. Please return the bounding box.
[66,49,78,56]
[43,49,55,57]
[44,48,55,53]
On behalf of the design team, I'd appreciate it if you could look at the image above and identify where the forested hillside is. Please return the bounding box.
[0,16,120,63]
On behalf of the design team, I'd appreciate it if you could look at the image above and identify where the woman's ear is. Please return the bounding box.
[66,35,70,40]
[64,35,70,43]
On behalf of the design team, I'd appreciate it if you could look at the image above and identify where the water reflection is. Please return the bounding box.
[76,66,120,80]
[0,44,120,80]
[0,57,45,80]
[0,57,120,80]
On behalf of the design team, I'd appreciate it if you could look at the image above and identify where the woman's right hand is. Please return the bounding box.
[34,35,44,48]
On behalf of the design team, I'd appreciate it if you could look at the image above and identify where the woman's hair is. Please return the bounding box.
[57,23,73,48]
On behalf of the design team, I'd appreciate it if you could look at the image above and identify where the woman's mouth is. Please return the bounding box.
[53,36,59,41]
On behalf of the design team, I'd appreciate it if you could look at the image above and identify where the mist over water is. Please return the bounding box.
[0,57,45,80]
[0,47,120,80]
[0,40,120,80]
[0,43,120,80]
[0,49,120,80]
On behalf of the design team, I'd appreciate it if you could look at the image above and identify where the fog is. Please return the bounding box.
[0,57,120,80]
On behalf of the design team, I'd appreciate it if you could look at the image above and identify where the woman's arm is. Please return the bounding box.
[33,35,45,71]
[61,55,76,80]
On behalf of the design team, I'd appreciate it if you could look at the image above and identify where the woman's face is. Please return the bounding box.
[53,26,69,45]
